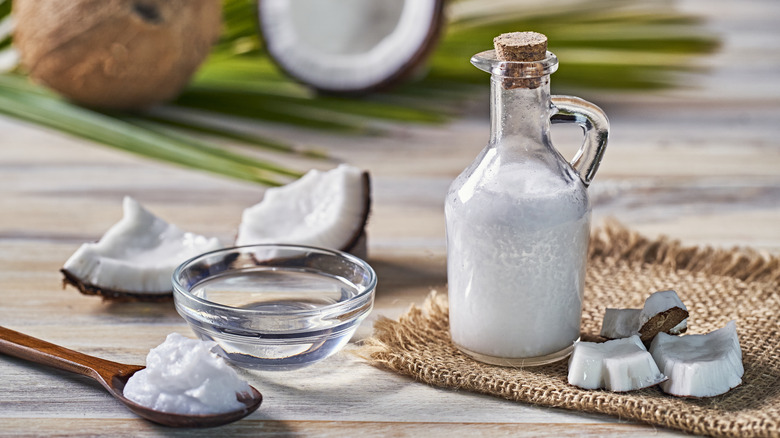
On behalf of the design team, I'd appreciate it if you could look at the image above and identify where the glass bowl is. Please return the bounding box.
[172,244,376,371]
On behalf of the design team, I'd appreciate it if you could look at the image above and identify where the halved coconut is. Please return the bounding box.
[568,335,666,392]
[61,197,222,301]
[649,321,744,398]
[235,164,371,256]
[257,0,445,94]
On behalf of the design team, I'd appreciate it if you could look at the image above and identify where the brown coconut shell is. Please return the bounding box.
[339,171,372,259]
[638,307,689,343]
[13,0,221,110]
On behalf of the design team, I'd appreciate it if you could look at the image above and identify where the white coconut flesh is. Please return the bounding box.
[568,335,666,392]
[258,0,444,93]
[62,197,222,298]
[235,164,370,253]
[650,321,744,398]
[600,308,640,339]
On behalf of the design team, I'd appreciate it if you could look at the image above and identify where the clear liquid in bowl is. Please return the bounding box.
[190,268,358,311]
[185,267,370,371]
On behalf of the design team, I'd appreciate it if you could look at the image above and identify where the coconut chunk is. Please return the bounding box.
[568,341,607,390]
[600,308,640,339]
[568,335,666,392]
[638,290,689,342]
[600,290,689,341]
[61,197,222,300]
[603,351,667,393]
[235,164,371,255]
[649,321,744,397]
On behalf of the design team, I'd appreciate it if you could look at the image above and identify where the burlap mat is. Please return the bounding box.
[358,223,780,437]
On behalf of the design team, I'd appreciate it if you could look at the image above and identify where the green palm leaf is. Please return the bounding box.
[0,75,298,186]
[0,0,11,51]
[0,0,719,185]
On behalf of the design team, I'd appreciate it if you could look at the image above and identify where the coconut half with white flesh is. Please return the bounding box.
[61,197,222,301]
[650,321,744,398]
[235,164,371,256]
[257,0,445,94]
[568,335,666,392]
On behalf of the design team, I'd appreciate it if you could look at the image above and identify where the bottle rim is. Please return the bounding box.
[470,50,559,78]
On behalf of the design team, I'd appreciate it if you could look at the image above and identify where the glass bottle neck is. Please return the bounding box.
[489,75,552,146]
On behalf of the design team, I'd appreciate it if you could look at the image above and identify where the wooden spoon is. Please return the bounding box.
[0,326,263,428]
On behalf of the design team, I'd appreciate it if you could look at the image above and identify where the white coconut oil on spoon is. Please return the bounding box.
[0,326,262,427]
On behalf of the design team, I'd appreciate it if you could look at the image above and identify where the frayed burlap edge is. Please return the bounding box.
[357,222,780,438]
[589,220,780,284]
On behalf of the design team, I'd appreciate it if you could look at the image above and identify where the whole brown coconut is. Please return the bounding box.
[12,0,221,110]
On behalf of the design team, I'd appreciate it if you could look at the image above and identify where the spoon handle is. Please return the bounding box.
[0,326,140,384]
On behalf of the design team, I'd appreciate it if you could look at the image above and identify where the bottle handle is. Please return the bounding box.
[551,96,609,187]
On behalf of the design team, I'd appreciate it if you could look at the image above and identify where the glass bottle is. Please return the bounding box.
[445,40,609,367]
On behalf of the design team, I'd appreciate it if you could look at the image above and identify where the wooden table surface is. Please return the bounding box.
[2,0,779,436]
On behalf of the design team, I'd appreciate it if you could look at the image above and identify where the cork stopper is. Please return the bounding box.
[492,31,548,89]
[493,32,547,62]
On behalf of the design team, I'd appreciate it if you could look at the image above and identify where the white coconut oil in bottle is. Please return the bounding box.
[445,32,609,366]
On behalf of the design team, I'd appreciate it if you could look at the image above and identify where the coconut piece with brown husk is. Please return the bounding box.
[258,0,445,94]
[235,164,371,257]
[61,197,223,301]
[650,321,744,398]
[638,290,689,341]
[12,0,221,110]
[600,290,689,341]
